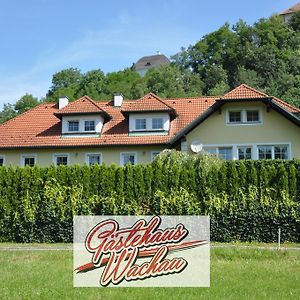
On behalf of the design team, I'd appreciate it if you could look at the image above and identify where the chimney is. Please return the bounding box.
[113,93,123,107]
[59,96,69,109]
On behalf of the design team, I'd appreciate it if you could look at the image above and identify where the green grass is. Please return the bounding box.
[0,245,299,300]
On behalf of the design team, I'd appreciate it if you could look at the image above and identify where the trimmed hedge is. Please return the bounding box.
[0,151,299,243]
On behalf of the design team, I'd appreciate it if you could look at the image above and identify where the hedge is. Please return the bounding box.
[0,151,299,243]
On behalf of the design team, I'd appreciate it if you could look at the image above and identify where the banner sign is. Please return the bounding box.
[73,216,210,287]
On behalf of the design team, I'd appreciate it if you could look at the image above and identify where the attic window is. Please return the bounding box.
[68,121,79,132]
[145,62,151,66]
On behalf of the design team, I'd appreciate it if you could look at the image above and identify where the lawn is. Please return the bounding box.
[0,244,299,300]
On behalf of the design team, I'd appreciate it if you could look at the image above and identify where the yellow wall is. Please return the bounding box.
[185,101,300,158]
[0,146,165,167]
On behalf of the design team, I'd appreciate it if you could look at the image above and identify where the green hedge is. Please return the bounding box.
[0,151,299,243]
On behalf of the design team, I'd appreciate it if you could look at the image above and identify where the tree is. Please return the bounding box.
[77,69,107,100]
[288,10,300,31]
[0,103,17,124]
[145,65,185,97]
[47,68,83,101]
[15,94,39,114]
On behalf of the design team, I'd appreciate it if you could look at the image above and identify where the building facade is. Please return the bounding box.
[0,84,300,167]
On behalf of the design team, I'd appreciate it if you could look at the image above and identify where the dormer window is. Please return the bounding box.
[135,118,147,130]
[152,118,164,130]
[84,120,95,132]
[68,121,79,132]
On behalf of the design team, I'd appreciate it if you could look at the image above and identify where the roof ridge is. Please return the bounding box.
[164,96,219,100]
[141,92,175,110]
[75,95,104,112]
[221,84,269,100]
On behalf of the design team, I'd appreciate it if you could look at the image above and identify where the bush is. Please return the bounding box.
[0,151,299,242]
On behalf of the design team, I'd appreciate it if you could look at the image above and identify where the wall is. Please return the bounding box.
[0,146,165,167]
[185,101,300,158]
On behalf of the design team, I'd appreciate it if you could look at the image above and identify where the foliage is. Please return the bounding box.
[0,155,299,243]
[15,94,39,114]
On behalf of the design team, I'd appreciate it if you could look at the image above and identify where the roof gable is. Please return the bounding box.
[121,93,175,114]
[220,84,268,100]
[55,96,106,115]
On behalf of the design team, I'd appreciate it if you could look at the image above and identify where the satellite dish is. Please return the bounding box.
[190,140,203,153]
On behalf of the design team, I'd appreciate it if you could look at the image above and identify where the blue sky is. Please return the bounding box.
[0,0,297,106]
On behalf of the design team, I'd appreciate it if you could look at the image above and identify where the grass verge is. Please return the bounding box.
[0,245,299,300]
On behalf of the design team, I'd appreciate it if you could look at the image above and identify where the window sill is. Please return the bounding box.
[226,122,262,126]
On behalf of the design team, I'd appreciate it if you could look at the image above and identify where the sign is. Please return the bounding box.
[73,216,210,287]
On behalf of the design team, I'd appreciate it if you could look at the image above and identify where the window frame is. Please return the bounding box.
[53,153,70,166]
[237,146,252,160]
[68,120,80,132]
[203,147,233,160]
[258,145,289,160]
[0,155,5,166]
[151,118,164,130]
[21,154,37,167]
[135,118,147,131]
[228,111,242,124]
[85,153,102,166]
[151,151,161,161]
[84,120,96,132]
[226,108,262,126]
[120,152,137,166]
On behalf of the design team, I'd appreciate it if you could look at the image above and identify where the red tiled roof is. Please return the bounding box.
[55,96,107,115]
[221,84,268,100]
[272,97,300,114]
[121,93,174,113]
[0,86,299,149]
[0,96,217,149]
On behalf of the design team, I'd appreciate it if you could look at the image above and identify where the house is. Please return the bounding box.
[133,52,170,77]
[0,84,300,167]
[279,2,300,23]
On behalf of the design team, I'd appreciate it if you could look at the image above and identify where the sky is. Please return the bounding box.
[0,0,297,107]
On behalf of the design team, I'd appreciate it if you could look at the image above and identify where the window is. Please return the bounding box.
[227,109,261,125]
[121,153,137,165]
[130,115,169,133]
[238,147,252,160]
[203,147,232,160]
[247,110,260,122]
[135,119,147,130]
[21,155,36,167]
[68,121,79,132]
[258,146,273,160]
[204,148,217,155]
[84,120,95,131]
[86,154,102,165]
[274,146,288,160]
[152,118,164,130]
[151,151,160,161]
[0,156,4,166]
[54,154,69,166]
[258,145,289,160]
[218,147,233,160]
[229,111,242,123]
